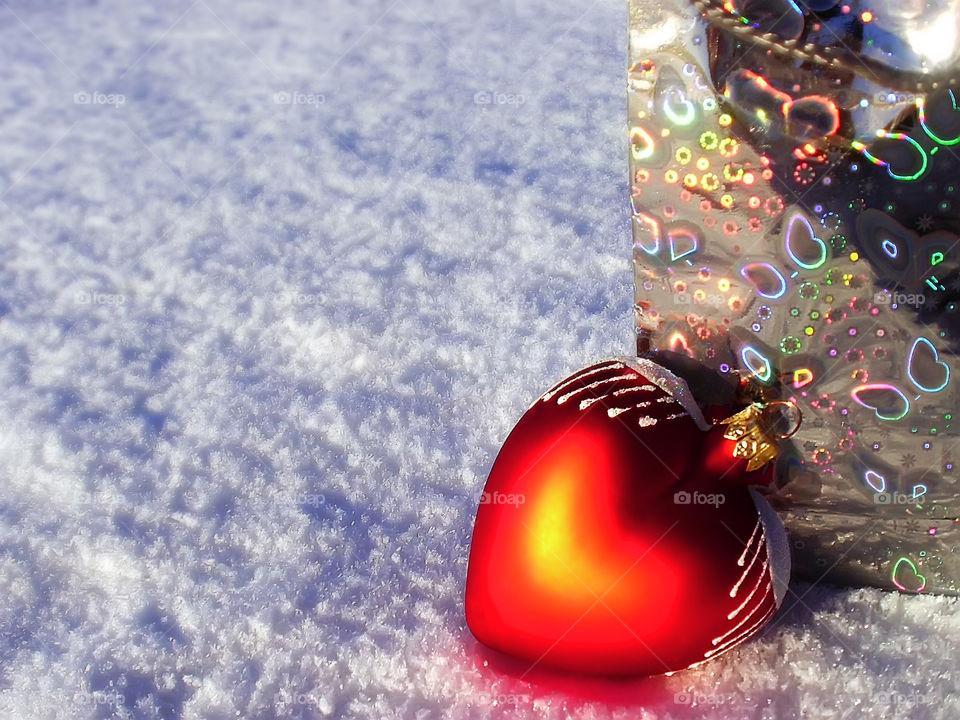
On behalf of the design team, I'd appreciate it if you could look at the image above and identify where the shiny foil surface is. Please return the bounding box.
[629,0,960,594]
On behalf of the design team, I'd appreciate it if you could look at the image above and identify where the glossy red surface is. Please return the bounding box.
[465,361,781,675]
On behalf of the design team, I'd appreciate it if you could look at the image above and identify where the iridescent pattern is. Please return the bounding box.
[629,0,960,594]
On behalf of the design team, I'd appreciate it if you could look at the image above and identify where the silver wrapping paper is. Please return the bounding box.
[628,0,960,594]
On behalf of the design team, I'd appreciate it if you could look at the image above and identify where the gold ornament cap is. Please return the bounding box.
[719,401,801,472]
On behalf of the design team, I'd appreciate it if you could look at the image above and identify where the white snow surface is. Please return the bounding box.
[0,0,957,718]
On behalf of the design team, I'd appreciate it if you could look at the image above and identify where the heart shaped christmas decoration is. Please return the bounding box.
[465,358,791,676]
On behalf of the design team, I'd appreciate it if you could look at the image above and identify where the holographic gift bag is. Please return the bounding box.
[628,0,960,594]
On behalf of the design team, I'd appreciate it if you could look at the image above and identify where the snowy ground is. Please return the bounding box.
[0,0,956,718]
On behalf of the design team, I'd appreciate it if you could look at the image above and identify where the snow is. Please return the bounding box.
[0,0,956,718]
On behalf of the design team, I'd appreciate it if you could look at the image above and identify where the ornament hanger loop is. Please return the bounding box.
[761,400,802,440]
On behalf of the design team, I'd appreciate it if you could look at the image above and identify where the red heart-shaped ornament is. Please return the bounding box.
[465,358,790,675]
